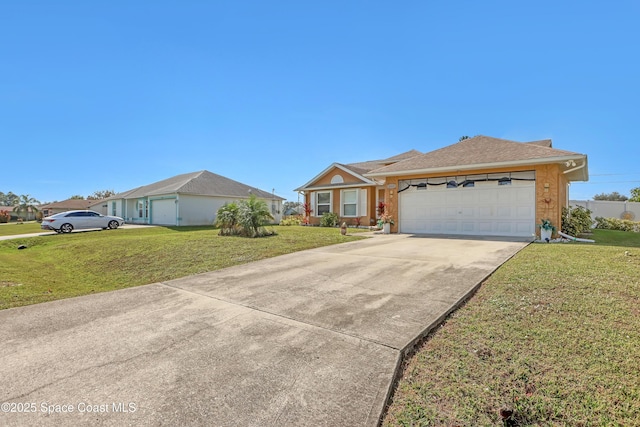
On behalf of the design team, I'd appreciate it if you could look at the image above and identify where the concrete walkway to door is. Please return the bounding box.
[0,233,529,426]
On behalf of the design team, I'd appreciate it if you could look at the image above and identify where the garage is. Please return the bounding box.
[151,199,177,225]
[398,172,536,237]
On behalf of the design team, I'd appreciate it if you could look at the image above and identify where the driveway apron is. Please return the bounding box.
[0,234,528,426]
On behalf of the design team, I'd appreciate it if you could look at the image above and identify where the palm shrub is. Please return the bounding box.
[237,195,274,237]
[215,202,240,236]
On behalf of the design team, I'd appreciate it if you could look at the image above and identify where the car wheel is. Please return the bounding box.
[60,223,73,233]
[108,220,119,229]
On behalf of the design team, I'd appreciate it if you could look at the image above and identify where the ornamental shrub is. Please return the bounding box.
[0,210,10,223]
[215,202,240,236]
[594,217,640,232]
[561,205,593,236]
[280,215,302,226]
[237,195,274,237]
[215,196,275,237]
[320,212,339,227]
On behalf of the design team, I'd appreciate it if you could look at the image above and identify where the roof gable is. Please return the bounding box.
[295,150,422,191]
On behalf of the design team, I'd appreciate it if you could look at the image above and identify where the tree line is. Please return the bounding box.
[593,187,640,202]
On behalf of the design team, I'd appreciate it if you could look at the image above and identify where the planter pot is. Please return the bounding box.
[540,228,552,242]
[383,223,391,234]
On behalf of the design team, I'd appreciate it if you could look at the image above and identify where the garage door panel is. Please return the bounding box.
[497,206,512,217]
[444,207,458,217]
[517,206,534,217]
[399,180,535,237]
[460,207,474,217]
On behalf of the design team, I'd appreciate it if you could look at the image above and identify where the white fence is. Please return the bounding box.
[569,200,640,221]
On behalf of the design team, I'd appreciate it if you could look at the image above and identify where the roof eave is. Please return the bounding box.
[295,182,379,192]
[365,155,588,179]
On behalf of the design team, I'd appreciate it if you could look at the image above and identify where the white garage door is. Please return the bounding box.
[151,199,177,225]
[399,179,535,237]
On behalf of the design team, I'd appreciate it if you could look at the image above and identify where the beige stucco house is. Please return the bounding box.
[295,135,588,238]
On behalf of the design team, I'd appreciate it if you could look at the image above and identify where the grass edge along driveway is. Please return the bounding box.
[383,229,640,426]
[0,225,367,310]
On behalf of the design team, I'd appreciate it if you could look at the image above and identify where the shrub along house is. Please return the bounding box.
[295,136,588,238]
[105,170,284,226]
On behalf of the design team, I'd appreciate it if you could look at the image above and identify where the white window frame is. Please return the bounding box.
[341,189,358,217]
[315,191,332,216]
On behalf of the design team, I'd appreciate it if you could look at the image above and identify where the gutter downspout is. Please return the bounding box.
[176,195,180,226]
[563,159,586,176]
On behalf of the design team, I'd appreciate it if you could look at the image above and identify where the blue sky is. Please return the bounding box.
[2,1,639,204]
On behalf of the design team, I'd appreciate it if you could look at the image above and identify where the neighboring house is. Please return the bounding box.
[39,199,103,217]
[104,170,284,226]
[295,135,589,238]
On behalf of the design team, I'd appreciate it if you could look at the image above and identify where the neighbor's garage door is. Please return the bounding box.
[151,199,176,225]
[399,179,535,237]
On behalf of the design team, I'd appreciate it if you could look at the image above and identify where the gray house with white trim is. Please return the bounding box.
[104,170,284,226]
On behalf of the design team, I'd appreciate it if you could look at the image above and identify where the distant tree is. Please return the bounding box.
[630,187,640,202]
[593,191,628,201]
[87,189,116,200]
[458,135,470,142]
[0,191,19,206]
[12,194,40,220]
[283,201,301,214]
[70,195,85,200]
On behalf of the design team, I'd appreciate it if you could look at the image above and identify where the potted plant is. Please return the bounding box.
[378,213,394,234]
[539,219,556,242]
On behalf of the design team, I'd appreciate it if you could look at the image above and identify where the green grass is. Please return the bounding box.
[0,225,367,310]
[0,221,43,236]
[384,229,640,426]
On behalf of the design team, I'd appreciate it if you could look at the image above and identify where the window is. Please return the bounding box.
[462,181,475,188]
[342,190,357,216]
[498,177,512,186]
[316,192,331,215]
[138,201,144,218]
[330,174,344,184]
[447,180,458,188]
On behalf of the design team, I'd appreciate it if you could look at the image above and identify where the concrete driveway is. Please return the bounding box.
[0,234,529,426]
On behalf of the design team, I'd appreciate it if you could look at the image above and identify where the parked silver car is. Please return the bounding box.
[41,210,125,233]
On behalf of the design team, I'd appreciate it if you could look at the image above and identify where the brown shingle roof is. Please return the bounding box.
[342,150,423,175]
[368,135,582,175]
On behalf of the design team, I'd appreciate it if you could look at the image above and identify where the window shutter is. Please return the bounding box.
[360,188,367,217]
[310,192,316,217]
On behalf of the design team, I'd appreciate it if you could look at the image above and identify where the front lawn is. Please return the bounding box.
[0,221,42,236]
[0,225,367,310]
[383,229,640,426]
